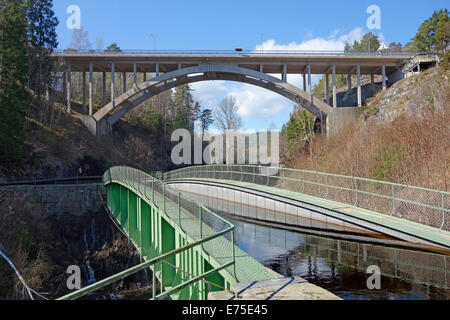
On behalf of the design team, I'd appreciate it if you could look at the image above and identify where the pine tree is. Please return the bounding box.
[26,0,59,99]
[344,32,380,52]
[105,43,122,52]
[199,108,214,139]
[411,9,449,52]
[0,0,30,168]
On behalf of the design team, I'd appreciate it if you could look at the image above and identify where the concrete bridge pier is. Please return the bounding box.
[111,63,115,107]
[332,65,337,108]
[357,64,362,107]
[80,115,111,138]
[82,71,86,113]
[66,63,71,114]
[102,72,106,106]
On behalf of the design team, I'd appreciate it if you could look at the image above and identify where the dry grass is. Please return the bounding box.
[0,194,56,299]
[286,67,450,192]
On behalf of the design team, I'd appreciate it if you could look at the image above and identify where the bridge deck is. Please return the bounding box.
[51,52,414,75]
[170,178,450,250]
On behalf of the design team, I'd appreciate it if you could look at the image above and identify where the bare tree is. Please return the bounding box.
[95,36,103,51]
[213,96,243,134]
[69,28,91,51]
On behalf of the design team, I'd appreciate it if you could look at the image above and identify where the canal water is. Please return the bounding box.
[227,215,450,300]
[180,190,450,300]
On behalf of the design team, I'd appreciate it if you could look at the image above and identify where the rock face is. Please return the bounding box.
[366,68,449,122]
[47,210,152,300]
[3,184,105,215]
[337,82,383,107]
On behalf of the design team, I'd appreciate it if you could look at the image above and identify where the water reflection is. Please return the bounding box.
[229,216,450,300]
[179,189,450,300]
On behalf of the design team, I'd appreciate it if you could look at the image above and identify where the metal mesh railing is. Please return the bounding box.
[163,165,450,231]
[103,166,236,261]
[57,166,236,300]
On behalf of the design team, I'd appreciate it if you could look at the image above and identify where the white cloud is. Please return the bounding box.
[191,28,364,124]
[190,80,228,106]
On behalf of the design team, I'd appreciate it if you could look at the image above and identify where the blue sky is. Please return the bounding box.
[52,0,448,131]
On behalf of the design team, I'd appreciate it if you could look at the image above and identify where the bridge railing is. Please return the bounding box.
[57,234,234,300]
[59,166,236,300]
[163,165,450,231]
[52,49,419,57]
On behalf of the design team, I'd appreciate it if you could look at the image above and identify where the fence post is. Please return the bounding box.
[163,183,166,212]
[302,172,305,193]
[441,193,446,230]
[152,177,155,203]
[391,184,395,215]
[152,267,156,298]
[178,192,181,224]
[354,177,358,206]
[252,166,256,184]
[199,206,203,239]
[231,229,237,280]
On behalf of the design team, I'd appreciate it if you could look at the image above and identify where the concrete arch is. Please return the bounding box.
[91,64,333,127]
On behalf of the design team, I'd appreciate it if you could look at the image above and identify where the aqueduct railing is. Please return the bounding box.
[163,165,450,231]
[58,166,236,300]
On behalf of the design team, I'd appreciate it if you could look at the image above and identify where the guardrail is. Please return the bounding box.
[163,165,450,231]
[59,166,235,300]
[52,49,420,57]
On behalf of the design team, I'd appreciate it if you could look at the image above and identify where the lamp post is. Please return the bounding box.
[150,33,156,51]
[261,32,264,53]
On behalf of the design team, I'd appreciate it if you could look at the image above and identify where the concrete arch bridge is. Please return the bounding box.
[50,50,430,137]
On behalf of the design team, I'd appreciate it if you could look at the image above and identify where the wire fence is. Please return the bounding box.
[163,165,450,231]
[101,166,236,298]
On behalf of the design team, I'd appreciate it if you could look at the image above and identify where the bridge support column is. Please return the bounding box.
[62,72,66,96]
[370,74,374,84]
[143,72,147,82]
[324,74,330,104]
[102,72,106,106]
[347,73,352,91]
[332,65,337,108]
[89,63,93,116]
[303,74,306,91]
[156,63,160,77]
[133,63,137,87]
[357,65,362,107]
[282,64,287,82]
[382,65,386,90]
[307,64,312,102]
[111,63,115,107]
[82,71,86,112]
[66,63,71,114]
[122,72,127,93]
